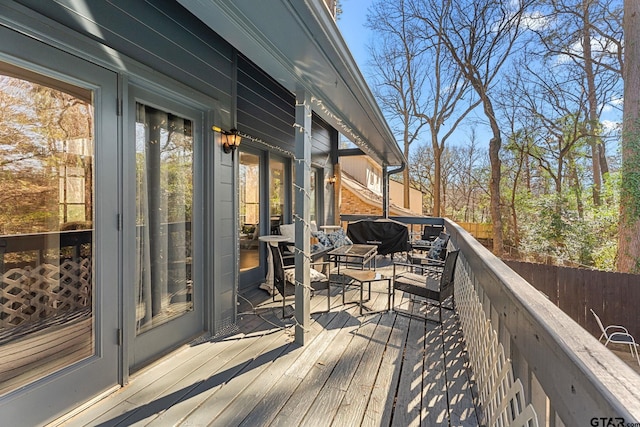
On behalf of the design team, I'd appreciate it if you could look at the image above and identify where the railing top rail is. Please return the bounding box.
[0,229,92,254]
[339,214,445,226]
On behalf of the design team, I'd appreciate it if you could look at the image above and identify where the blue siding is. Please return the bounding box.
[17,0,234,103]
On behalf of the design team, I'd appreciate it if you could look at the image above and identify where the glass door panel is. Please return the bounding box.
[270,158,286,233]
[135,104,193,334]
[0,62,95,395]
[0,29,118,427]
[239,151,260,272]
[292,165,318,223]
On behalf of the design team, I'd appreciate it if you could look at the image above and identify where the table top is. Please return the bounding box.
[327,244,377,258]
[319,225,342,231]
[341,268,384,282]
[258,235,291,243]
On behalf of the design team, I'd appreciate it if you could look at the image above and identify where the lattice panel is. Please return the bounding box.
[0,258,92,329]
[0,267,35,327]
[455,263,539,427]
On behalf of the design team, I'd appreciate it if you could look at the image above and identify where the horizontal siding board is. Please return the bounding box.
[18,0,233,102]
[236,108,294,147]
[237,76,293,115]
[236,85,294,133]
[238,55,295,109]
[237,55,295,149]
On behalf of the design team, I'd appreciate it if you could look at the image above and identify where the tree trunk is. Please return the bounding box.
[403,128,410,209]
[482,94,504,255]
[583,0,602,206]
[617,0,640,272]
[433,144,442,217]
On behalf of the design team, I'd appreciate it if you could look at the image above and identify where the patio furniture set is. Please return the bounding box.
[264,222,458,324]
[262,222,640,369]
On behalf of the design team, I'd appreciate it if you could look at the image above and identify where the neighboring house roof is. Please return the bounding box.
[340,171,416,216]
[177,0,405,169]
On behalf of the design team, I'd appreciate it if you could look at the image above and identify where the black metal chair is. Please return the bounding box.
[409,231,450,270]
[270,244,331,318]
[392,249,459,323]
[421,224,445,242]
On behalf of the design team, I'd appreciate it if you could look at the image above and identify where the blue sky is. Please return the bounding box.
[336,1,621,154]
[336,0,488,149]
[336,0,374,69]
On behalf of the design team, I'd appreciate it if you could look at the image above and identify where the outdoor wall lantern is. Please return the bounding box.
[212,126,242,155]
[328,175,337,185]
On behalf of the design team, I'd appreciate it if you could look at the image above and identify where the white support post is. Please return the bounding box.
[294,89,311,345]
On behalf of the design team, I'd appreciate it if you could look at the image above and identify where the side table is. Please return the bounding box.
[258,235,291,295]
[340,268,391,315]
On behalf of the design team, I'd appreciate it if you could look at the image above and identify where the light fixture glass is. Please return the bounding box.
[223,128,241,153]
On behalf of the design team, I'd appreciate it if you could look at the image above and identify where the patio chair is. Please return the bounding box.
[392,249,459,323]
[271,244,331,318]
[421,224,445,242]
[590,309,640,366]
[409,231,450,272]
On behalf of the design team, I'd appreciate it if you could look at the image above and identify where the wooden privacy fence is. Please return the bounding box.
[457,222,492,240]
[506,260,640,341]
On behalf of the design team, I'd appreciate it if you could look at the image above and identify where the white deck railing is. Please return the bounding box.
[341,214,640,425]
[444,219,640,426]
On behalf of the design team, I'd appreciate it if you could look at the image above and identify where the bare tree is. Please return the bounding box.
[367,0,479,216]
[367,0,427,210]
[533,0,623,205]
[409,0,532,255]
[446,136,488,222]
[409,139,489,223]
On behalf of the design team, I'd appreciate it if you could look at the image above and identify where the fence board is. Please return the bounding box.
[584,270,606,338]
[506,261,640,340]
[628,276,640,342]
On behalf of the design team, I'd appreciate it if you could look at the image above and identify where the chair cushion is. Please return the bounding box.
[311,242,326,253]
[312,230,332,247]
[427,236,447,259]
[394,271,440,300]
[327,228,352,248]
[284,268,327,284]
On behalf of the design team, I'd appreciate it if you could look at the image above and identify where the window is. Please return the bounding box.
[0,62,95,394]
[270,157,285,233]
[239,151,260,271]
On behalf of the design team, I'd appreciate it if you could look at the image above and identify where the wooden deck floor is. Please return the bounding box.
[58,267,480,427]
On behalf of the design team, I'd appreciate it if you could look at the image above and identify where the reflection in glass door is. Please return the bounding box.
[135,104,194,334]
[0,62,95,395]
[270,158,285,233]
[239,151,260,272]
[293,165,318,223]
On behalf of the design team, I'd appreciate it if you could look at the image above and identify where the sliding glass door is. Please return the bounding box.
[0,28,119,426]
[238,149,292,289]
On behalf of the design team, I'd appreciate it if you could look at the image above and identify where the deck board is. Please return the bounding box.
[362,313,409,427]
[236,308,356,427]
[149,291,335,427]
[58,270,480,427]
[331,307,394,426]
[392,309,426,427]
